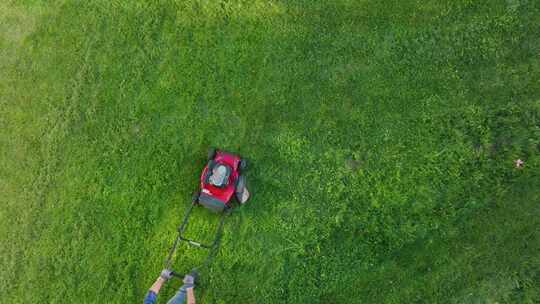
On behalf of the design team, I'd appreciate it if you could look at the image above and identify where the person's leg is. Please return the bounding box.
[166,285,190,304]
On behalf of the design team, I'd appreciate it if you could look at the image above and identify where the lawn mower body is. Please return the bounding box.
[198,150,241,212]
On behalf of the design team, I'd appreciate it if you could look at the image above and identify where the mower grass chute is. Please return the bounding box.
[164,148,250,278]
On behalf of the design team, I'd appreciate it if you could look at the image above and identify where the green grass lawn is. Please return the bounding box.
[1,0,539,303]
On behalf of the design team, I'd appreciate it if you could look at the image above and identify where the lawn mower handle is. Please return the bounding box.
[171,271,184,279]
[170,269,199,280]
[164,198,230,277]
[178,236,212,248]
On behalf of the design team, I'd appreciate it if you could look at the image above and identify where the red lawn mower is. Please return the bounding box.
[164,148,250,278]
